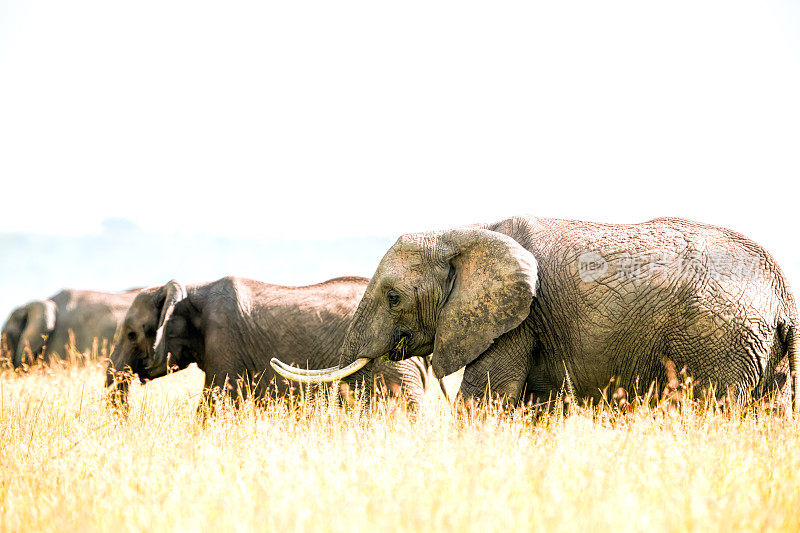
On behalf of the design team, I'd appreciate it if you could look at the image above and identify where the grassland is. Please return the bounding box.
[1,361,800,532]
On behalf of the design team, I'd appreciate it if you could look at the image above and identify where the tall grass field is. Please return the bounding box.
[2,360,800,532]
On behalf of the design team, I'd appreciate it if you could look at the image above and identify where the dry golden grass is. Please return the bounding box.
[2,361,800,532]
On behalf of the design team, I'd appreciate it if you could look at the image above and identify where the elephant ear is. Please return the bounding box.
[430,228,538,378]
[14,300,57,367]
[152,280,187,369]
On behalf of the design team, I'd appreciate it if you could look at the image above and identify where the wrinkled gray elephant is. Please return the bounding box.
[272,216,799,412]
[105,276,438,409]
[2,288,143,367]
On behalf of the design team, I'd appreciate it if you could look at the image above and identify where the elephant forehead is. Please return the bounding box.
[381,248,433,277]
[395,233,435,248]
[127,296,157,325]
[393,233,451,258]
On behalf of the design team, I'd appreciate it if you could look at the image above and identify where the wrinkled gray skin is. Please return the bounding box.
[2,288,142,368]
[332,216,799,411]
[105,276,436,409]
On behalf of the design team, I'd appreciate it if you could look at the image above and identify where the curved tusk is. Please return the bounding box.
[270,357,371,383]
[270,358,341,375]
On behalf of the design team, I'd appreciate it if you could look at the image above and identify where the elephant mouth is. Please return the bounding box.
[383,328,435,361]
[143,351,170,378]
[142,364,166,381]
[383,335,410,361]
[385,335,433,362]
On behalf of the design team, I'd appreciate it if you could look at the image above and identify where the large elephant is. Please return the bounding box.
[272,216,799,412]
[105,276,439,409]
[2,288,143,367]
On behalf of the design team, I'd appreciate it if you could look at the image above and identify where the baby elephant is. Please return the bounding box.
[105,276,438,410]
[2,288,143,367]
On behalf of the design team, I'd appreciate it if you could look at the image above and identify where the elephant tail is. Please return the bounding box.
[781,322,800,415]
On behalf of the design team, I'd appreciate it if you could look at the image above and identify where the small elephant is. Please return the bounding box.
[105,276,438,410]
[2,288,143,367]
[272,216,799,412]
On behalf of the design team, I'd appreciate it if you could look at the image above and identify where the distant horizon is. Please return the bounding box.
[0,217,399,242]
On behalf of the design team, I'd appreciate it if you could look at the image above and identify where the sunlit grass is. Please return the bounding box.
[1,362,799,532]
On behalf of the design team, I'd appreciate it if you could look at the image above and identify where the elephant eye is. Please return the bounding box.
[387,290,401,307]
[127,331,137,342]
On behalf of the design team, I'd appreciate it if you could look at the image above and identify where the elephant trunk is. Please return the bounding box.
[104,362,118,388]
[105,343,146,413]
[105,369,132,413]
[12,301,57,368]
[1,330,19,368]
[338,363,376,408]
[2,307,28,365]
[337,292,397,366]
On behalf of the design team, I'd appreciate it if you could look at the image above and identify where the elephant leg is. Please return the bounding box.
[42,330,69,362]
[196,368,231,420]
[195,369,231,420]
[458,322,533,406]
[665,310,779,409]
[523,363,562,408]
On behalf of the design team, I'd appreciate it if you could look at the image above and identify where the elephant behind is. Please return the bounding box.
[105,276,439,409]
[272,216,799,413]
[2,288,143,367]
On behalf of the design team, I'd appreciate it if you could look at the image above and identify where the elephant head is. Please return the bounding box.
[105,280,190,406]
[1,300,57,368]
[271,227,538,396]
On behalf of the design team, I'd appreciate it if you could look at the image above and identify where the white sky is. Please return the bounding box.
[1,1,799,269]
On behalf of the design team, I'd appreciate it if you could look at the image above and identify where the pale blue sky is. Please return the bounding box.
[1,1,799,280]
